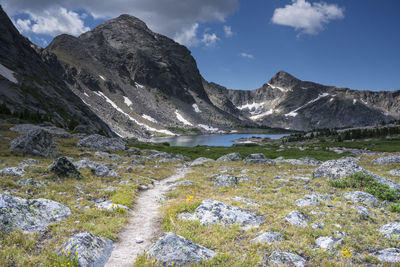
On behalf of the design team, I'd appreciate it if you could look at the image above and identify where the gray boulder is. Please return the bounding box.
[180,200,264,229]
[18,158,40,168]
[343,191,379,206]
[48,157,83,179]
[0,193,71,232]
[295,194,330,207]
[77,134,126,151]
[372,154,400,165]
[9,128,57,157]
[279,157,322,166]
[388,169,400,176]
[146,232,216,265]
[251,231,283,244]
[354,206,370,217]
[126,147,141,156]
[313,159,364,179]
[244,154,275,165]
[0,167,25,177]
[74,158,119,178]
[285,211,309,227]
[315,236,344,249]
[94,200,130,212]
[214,174,238,187]
[58,232,113,267]
[379,222,400,239]
[18,178,43,187]
[268,251,306,267]
[94,151,122,161]
[372,248,400,263]
[190,157,215,166]
[216,152,242,162]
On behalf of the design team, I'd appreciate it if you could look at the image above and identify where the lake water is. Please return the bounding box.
[150,134,289,147]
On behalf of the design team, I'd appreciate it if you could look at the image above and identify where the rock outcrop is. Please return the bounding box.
[9,129,57,157]
[78,134,126,151]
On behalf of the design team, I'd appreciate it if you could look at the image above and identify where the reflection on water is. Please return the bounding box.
[150,134,289,147]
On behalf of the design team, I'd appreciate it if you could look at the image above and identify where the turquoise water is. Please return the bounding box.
[150,134,288,147]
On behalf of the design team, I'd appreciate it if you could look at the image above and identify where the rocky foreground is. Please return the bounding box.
[1,123,400,266]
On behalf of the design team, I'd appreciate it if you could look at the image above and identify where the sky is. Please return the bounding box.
[2,0,400,91]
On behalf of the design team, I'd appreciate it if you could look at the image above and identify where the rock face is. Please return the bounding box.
[285,211,309,227]
[58,232,113,267]
[379,222,400,239]
[315,236,344,249]
[343,191,379,206]
[244,154,275,165]
[373,248,400,263]
[217,153,242,162]
[214,174,238,187]
[9,129,57,158]
[295,194,330,207]
[0,167,25,177]
[251,231,283,244]
[181,200,264,229]
[372,154,400,165]
[0,193,71,232]
[78,134,126,151]
[268,251,306,267]
[147,232,216,265]
[48,157,83,179]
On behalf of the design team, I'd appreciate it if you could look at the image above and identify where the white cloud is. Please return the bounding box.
[201,33,219,47]
[3,0,238,45]
[240,52,254,59]
[174,23,200,47]
[223,25,233,37]
[15,18,31,33]
[271,0,344,35]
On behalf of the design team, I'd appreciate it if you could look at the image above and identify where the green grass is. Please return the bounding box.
[316,136,400,152]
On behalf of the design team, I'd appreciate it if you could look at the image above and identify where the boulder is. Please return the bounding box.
[18,178,43,187]
[315,236,344,249]
[0,167,25,177]
[48,157,83,179]
[94,200,130,212]
[94,151,122,161]
[372,154,400,165]
[18,158,40,168]
[388,169,400,176]
[9,128,57,157]
[343,191,379,206]
[58,232,113,267]
[244,154,275,165]
[251,231,283,243]
[146,232,216,265]
[295,194,330,207]
[190,157,215,166]
[278,157,322,166]
[214,174,238,187]
[180,200,264,229]
[0,193,71,232]
[74,158,119,178]
[216,153,242,162]
[285,211,309,227]
[268,251,306,267]
[372,248,400,263]
[313,159,364,179]
[354,206,369,217]
[77,134,126,151]
[126,147,141,156]
[379,222,400,239]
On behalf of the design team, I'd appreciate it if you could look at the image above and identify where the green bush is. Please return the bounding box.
[389,203,400,213]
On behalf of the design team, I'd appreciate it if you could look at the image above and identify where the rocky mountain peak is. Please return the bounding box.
[268,71,300,90]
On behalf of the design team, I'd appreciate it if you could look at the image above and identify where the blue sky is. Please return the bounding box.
[4,0,400,91]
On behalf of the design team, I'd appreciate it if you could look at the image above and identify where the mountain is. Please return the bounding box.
[0,6,114,136]
[45,15,244,138]
[214,71,400,131]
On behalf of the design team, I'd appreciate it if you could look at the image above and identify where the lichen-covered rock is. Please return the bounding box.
[285,211,309,227]
[190,157,214,166]
[295,194,330,207]
[181,200,264,229]
[251,231,283,243]
[9,128,57,157]
[48,157,83,179]
[313,159,364,179]
[278,157,322,166]
[216,152,242,162]
[268,251,306,267]
[126,147,141,156]
[372,248,400,263]
[58,232,113,267]
[94,151,122,161]
[18,178,43,187]
[244,154,275,165]
[372,154,400,165]
[315,236,344,249]
[0,194,71,232]
[354,206,370,217]
[0,167,25,177]
[18,158,39,168]
[214,174,238,187]
[94,200,130,212]
[379,222,400,239]
[343,191,379,206]
[77,134,126,151]
[74,158,119,178]
[146,232,216,265]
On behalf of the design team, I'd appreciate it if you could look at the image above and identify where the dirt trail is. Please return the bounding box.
[105,167,191,267]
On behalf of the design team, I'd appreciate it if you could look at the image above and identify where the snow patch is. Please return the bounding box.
[99,75,106,81]
[285,93,330,117]
[329,98,334,102]
[0,64,17,83]
[353,99,357,105]
[175,110,193,126]
[142,114,158,123]
[123,96,133,107]
[192,104,201,113]
[250,109,274,120]
[135,82,144,89]
[198,124,219,132]
[230,130,238,133]
[268,83,288,92]
[94,91,174,135]
[83,92,89,97]
[361,99,368,105]
[237,101,266,111]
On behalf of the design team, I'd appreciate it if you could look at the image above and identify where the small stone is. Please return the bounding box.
[135,237,144,244]
[214,174,238,187]
[373,248,400,263]
[312,223,325,229]
[379,222,400,239]
[285,211,309,227]
[295,194,330,207]
[251,231,283,243]
[315,236,344,249]
[0,167,25,177]
[354,206,370,217]
[343,191,379,206]
[268,251,306,267]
